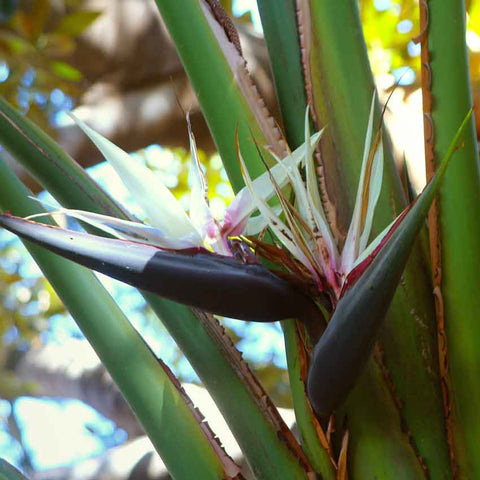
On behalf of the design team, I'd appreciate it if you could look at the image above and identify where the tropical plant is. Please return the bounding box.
[0,1,479,479]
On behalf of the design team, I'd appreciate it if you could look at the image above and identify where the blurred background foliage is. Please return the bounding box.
[2,0,480,477]
[0,0,100,134]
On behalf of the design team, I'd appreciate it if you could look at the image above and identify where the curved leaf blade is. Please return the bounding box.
[0,158,238,480]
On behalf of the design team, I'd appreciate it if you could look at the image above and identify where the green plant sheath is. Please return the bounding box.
[339,361,427,479]
[427,0,480,476]
[255,3,337,476]
[256,0,308,148]
[0,157,229,480]
[155,0,273,192]
[305,1,451,477]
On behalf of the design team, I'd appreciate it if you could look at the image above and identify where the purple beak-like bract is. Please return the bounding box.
[0,214,320,324]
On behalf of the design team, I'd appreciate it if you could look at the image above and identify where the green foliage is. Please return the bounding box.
[361,0,420,80]
[0,459,30,480]
[1,1,480,479]
[0,0,100,132]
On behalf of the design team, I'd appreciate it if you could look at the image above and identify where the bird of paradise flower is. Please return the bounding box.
[0,96,470,417]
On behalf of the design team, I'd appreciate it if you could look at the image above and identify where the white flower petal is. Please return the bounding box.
[269,122,339,277]
[303,114,336,252]
[224,130,322,235]
[70,114,201,244]
[237,143,315,274]
[352,215,394,269]
[244,205,282,235]
[187,115,215,239]
[358,138,384,253]
[27,202,202,249]
[341,93,381,273]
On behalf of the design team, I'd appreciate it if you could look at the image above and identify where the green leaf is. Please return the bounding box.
[0,460,29,480]
[154,0,285,192]
[0,157,237,480]
[257,0,309,148]
[49,60,82,81]
[54,10,102,37]
[423,1,480,475]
